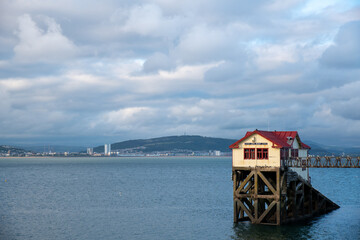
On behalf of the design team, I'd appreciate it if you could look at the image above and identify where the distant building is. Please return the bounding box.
[87,148,93,155]
[104,144,111,156]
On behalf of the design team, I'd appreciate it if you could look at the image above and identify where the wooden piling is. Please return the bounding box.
[233,167,340,225]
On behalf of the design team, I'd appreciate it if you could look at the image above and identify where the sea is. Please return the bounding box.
[0,157,359,240]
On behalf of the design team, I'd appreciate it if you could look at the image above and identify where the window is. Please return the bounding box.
[244,148,268,159]
[257,148,268,159]
[244,148,255,159]
[281,149,289,160]
[291,149,298,158]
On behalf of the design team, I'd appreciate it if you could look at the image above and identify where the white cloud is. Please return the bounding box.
[252,43,299,70]
[102,107,154,126]
[120,4,186,39]
[0,78,32,91]
[299,0,338,16]
[174,24,235,63]
[122,4,163,36]
[264,0,302,11]
[128,62,221,94]
[13,14,78,63]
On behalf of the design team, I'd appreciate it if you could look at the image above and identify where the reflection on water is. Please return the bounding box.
[232,221,313,240]
[231,206,360,240]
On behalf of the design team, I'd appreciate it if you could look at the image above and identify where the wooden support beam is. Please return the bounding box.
[257,200,277,223]
[257,170,277,195]
[237,194,278,199]
[237,199,255,222]
[254,170,258,221]
[243,198,254,213]
[293,181,297,218]
[233,171,237,193]
[276,168,281,225]
[240,209,244,220]
[234,198,238,222]
[236,171,254,194]
[242,180,253,193]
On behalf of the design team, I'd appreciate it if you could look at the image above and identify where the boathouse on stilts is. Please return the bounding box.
[230,130,339,225]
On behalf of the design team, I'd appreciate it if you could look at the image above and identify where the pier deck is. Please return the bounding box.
[284,156,360,168]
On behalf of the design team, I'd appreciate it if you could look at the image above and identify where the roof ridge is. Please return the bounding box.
[229,129,311,149]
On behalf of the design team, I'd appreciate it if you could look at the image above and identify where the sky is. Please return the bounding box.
[0,0,360,147]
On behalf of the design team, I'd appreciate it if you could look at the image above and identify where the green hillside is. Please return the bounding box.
[94,135,237,153]
[0,145,28,154]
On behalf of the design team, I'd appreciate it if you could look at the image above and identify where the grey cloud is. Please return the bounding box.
[173,24,242,64]
[204,61,245,83]
[320,21,360,69]
[331,98,360,120]
[13,14,78,64]
[142,52,174,72]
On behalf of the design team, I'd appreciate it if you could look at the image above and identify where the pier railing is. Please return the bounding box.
[283,156,360,168]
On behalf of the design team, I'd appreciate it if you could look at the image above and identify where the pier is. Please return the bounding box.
[230,130,358,225]
[284,156,360,168]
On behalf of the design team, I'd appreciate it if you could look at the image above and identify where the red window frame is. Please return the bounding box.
[244,148,255,159]
[257,148,268,159]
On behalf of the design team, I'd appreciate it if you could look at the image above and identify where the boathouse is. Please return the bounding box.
[229,130,311,181]
[230,130,339,225]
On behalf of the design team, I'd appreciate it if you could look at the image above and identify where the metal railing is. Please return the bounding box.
[283,156,360,168]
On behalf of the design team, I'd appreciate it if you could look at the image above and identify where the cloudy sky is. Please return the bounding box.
[0,0,360,147]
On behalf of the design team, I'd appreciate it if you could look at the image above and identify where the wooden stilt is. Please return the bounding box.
[233,167,339,225]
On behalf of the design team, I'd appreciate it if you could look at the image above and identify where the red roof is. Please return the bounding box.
[301,142,311,149]
[229,130,311,149]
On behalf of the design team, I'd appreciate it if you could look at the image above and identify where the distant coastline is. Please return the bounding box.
[2,134,360,158]
[0,155,232,158]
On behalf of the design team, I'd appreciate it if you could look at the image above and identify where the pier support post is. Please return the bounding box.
[233,167,339,225]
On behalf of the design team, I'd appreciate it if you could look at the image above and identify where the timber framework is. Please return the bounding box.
[232,166,339,225]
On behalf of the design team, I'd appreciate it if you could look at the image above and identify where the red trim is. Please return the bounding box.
[257,148,268,159]
[301,142,311,149]
[244,148,255,159]
[229,130,311,150]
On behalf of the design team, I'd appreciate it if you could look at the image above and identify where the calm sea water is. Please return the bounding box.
[0,157,359,240]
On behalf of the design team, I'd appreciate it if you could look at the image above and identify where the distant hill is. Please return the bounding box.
[21,145,87,153]
[304,141,332,156]
[94,135,237,153]
[93,136,360,156]
[0,145,28,154]
[305,140,360,156]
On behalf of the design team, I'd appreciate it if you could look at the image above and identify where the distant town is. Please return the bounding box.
[0,136,234,157]
[0,144,229,157]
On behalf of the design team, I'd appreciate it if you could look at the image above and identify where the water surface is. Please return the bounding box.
[0,157,359,239]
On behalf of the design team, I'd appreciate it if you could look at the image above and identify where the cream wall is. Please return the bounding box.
[232,134,281,167]
[298,149,308,158]
[290,137,309,180]
[292,138,300,148]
